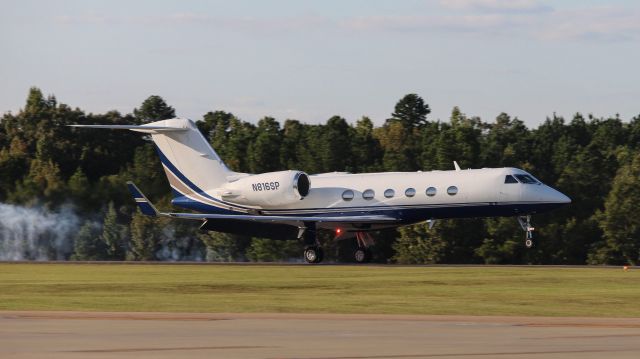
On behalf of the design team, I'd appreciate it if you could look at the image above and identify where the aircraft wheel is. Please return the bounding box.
[304,246,323,264]
[354,248,371,263]
[525,239,534,248]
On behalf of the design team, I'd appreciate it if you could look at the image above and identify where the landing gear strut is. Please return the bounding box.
[354,232,374,263]
[518,215,535,248]
[299,224,324,264]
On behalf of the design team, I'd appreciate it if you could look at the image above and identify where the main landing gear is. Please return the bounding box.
[298,225,375,264]
[354,232,374,263]
[303,246,324,264]
[299,224,324,264]
[518,215,535,248]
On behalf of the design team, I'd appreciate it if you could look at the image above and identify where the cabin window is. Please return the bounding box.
[384,189,395,198]
[504,175,518,184]
[342,190,354,201]
[447,186,458,196]
[426,187,437,197]
[405,188,416,197]
[362,189,375,200]
[515,174,538,184]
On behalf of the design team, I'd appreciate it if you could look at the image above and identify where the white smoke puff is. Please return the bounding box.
[0,203,81,261]
[156,225,203,262]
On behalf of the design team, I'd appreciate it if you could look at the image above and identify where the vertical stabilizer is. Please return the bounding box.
[144,119,234,194]
[71,118,236,197]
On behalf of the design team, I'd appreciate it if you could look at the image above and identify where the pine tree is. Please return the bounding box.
[352,117,382,172]
[12,158,65,206]
[245,238,300,262]
[393,224,445,264]
[129,211,160,260]
[199,232,251,262]
[102,201,125,260]
[68,167,90,208]
[71,221,106,260]
[280,119,305,170]
[248,117,281,173]
[319,116,352,172]
[224,118,255,172]
[133,95,175,123]
[597,152,640,264]
[375,121,413,171]
[390,93,430,129]
[24,87,48,115]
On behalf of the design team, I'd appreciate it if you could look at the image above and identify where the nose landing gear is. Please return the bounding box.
[518,215,535,248]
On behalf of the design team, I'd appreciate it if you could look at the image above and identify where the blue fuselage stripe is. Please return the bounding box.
[171,196,565,221]
[155,147,213,199]
[155,146,252,210]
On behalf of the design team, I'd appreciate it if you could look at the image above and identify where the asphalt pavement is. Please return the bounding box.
[2,312,640,359]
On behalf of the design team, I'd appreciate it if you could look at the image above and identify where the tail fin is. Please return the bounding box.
[71,118,235,194]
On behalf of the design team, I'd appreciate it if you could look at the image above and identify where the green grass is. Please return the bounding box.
[1,263,639,317]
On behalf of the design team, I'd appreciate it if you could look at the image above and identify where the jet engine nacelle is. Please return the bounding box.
[220,170,310,207]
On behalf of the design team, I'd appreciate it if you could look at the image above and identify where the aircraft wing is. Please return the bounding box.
[126,181,399,226]
[163,212,399,224]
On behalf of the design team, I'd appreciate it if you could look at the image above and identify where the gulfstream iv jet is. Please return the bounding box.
[72,118,570,263]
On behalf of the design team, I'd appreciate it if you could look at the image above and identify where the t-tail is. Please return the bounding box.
[70,118,238,203]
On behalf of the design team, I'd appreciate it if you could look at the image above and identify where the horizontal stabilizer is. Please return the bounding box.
[69,124,187,133]
[126,181,159,216]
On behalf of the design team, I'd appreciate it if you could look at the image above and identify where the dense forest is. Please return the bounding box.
[0,87,639,264]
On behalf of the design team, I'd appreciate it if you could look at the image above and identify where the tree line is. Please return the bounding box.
[0,87,639,264]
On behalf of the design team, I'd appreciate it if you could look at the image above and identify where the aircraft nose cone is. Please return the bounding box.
[558,191,571,204]
[544,186,571,204]
[525,185,571,205]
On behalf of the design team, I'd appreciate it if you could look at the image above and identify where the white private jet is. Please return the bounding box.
[71,118,571,263]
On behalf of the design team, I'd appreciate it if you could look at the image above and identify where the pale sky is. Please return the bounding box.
[1,0,639,126]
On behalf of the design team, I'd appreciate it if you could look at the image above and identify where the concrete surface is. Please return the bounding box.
[1,312,640,359]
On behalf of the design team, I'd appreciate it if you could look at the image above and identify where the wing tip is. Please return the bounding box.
[126,181,159,217]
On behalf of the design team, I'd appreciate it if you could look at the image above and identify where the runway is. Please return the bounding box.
[2,312,640,359]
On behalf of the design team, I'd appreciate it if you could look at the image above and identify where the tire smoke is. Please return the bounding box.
[0,203,80,261]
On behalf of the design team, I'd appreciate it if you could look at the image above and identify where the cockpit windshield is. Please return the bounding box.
[504,175,518,184]
[514,174,539,184]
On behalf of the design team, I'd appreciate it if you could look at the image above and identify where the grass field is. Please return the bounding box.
[1,263,639,317]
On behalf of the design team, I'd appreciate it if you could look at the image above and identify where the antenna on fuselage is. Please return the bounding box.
[453,161,461,171]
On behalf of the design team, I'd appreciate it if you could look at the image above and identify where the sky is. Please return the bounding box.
[1,0,639,126]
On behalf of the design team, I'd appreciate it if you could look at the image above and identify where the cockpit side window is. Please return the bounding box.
[504,175,518,184]
[515,174,539,184]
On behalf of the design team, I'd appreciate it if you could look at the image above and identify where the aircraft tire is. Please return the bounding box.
[304,246,323,264]
[525,239,534,248]
[354,248,371,263]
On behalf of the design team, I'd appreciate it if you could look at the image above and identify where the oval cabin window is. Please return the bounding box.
[426,187,437,197]
[384,189,395,198]
[362,189,375,200]
[342,190,354,201]
[447,186,458,196]
[405,188,416,197]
